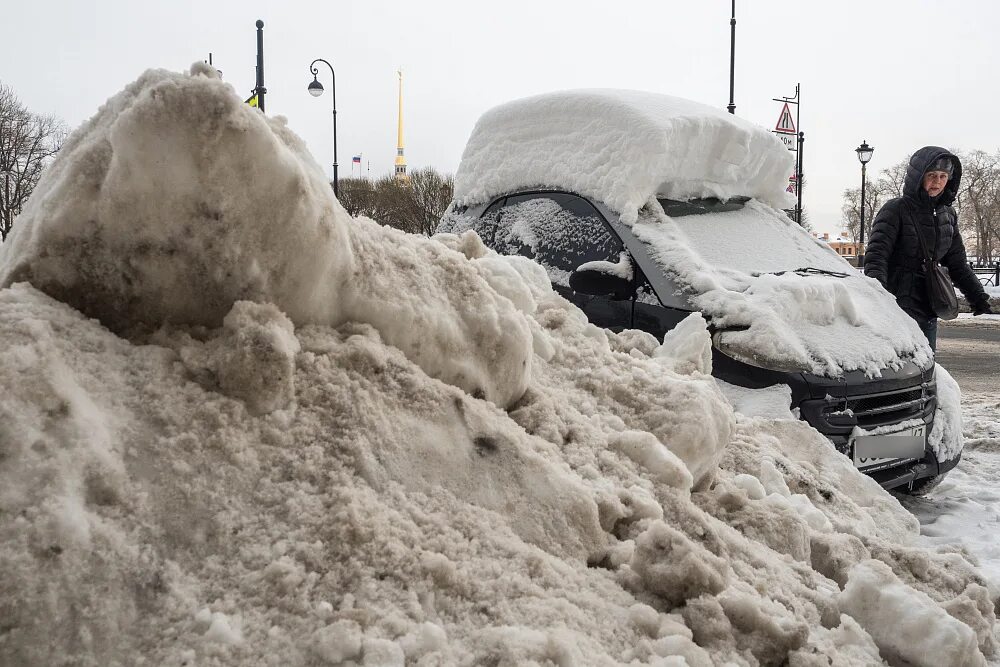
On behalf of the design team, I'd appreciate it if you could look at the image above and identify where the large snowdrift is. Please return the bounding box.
[0,63,530,409]
[452,89,795,223]
[1,66,996,666]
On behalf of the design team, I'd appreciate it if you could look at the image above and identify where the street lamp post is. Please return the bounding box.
[308,59,339,197]
[855,140,874,268]
[727,0,736,115]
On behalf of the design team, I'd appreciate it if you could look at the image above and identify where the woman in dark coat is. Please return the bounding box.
[864,146,993,350]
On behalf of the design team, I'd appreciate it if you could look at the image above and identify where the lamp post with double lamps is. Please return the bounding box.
[855,140,874,268]
[308,59,339,197]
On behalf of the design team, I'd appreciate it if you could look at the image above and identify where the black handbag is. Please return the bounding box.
[911,217,959,320]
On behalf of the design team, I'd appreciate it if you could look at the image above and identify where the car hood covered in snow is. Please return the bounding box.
[631,199,934,378]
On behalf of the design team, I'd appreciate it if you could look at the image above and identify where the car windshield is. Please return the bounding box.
[656,198,849,275]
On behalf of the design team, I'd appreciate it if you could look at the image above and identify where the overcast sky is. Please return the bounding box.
[4,0,999,235]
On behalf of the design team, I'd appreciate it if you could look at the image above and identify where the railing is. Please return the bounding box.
[970,261,1000,287]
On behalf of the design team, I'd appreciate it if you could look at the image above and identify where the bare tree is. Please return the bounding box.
[336,177,378,218]
[0,83,66,241]
[840,159,908,243]
[876,159,908,200]
[333,167,454,236]
[840,181,882,243]
[405,167,454,236]
[955,149,1000,264]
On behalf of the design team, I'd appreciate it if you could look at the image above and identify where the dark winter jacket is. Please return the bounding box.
[864,146,990,320]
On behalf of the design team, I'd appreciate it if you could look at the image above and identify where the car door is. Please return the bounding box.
[490,192,638,332]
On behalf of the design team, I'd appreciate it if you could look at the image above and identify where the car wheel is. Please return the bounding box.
[901,472,948,497]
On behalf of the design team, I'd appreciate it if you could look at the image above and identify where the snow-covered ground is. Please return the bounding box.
[2,65,998,666]
[901,392,1000,581]
[898,317,1000,589]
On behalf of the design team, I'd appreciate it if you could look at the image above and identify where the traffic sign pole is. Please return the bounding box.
[772,83,802,225]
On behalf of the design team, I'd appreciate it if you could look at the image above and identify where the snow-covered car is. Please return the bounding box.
[438,89,962,493]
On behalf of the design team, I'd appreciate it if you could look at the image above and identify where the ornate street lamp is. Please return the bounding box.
[308,59,339,196]
[855,140,874,268]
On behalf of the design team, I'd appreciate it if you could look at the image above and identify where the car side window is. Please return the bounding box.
[495,193,623,287]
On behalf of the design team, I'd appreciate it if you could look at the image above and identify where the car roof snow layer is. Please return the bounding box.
[453,89,795,223]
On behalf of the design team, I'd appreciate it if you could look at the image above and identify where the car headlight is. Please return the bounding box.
[711,329,812,374]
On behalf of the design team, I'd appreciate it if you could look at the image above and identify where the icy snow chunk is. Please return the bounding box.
[944,584,1000,659]
[789,614,882,665]
[649,634,714,666]
[609,430,693,491]
[628,520,729,608]
[454,89,794,222]
[196,608,244,646]
[362,637,405,666]
[759,457,792,497]
[340,220,533,408]
[432,228,490,260]
[715,380,795,420]
[930,363,964,463]
[215,301,299,415]
[473,626,582,665]
[576,251,634,281]
[399,622,448,660]
[654,311,712,376]
[310,620,363,663]
[733,473,766,500]
[473,255,539,315]
[839,560,986,667]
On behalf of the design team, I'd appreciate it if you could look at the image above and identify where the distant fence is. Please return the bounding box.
[971,262,1000,287]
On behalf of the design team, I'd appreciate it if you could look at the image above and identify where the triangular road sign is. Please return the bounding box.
[775,102,796,134]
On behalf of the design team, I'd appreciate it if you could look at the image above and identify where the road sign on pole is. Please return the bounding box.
[775,102,796,134]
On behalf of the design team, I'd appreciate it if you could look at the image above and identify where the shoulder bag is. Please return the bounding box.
[910,216,959,320]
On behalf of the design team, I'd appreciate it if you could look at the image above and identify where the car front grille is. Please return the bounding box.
[824,387,929,428]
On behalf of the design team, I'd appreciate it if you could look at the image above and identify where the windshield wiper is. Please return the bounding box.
[754,267,851,278]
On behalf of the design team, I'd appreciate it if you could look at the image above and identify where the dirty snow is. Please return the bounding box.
[1,65,997,666]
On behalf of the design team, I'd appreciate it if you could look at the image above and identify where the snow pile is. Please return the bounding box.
[930,364,965,463]
[0,63,530,409]
[453,89,795,223]
[901,388,1000,585]
[840,560,986,667]
[1,66,997,666]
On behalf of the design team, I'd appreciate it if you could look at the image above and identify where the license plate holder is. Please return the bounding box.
[852,425,926,471]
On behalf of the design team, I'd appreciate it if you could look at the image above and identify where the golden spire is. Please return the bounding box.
[394,67,407,181]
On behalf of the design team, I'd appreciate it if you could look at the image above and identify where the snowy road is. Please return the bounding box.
[897,315,1000,588]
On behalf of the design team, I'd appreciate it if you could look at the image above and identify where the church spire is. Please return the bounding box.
[394,68,407,181]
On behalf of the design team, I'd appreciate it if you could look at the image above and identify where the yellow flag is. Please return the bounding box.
[245,93,258,108]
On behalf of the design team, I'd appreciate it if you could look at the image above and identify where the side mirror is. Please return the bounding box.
[569,262,635,300]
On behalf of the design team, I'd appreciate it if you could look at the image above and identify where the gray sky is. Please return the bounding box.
[4,0,999,235]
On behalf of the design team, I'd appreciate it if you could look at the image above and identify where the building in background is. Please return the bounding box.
[394,69,407,181]
[815,231,864,265]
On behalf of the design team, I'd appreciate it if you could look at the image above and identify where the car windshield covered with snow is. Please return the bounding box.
[439,88,961,493]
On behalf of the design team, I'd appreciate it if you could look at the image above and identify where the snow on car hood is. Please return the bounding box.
[453,89,795,223]
[631,200,934,377]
